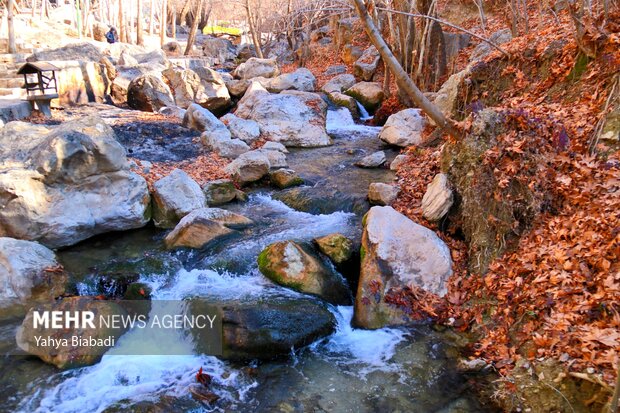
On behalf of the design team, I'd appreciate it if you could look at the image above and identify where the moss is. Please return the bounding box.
[360,245,366,262]
[568,52,590,82]
[257,245,304,290]
[361,212,369,228]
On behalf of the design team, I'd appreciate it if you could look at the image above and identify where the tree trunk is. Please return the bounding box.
[75,0,83,39]
[160,0,167,46]
[184,0,204,55]
[179,0,192,26]
[137,0,144,45]
[7,0,16,53]
[148,0,154,34]
[170,1,176,39]
[118,0,126,42]
[350,0,461,139]
[246,0,264,58]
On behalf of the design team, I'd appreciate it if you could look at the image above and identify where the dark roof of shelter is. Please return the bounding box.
[17,62,61,75]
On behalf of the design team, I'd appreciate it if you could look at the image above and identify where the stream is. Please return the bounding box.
[0,107,494,412]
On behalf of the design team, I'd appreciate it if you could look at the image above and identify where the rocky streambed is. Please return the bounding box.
[0,99,496,412]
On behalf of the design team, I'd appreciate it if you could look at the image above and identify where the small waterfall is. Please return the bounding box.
[326,107,381,140]
[355,100,373,121]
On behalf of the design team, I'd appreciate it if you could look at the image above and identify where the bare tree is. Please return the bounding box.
[137,0,144,45]
[185,0,205,55]
[245,0,265,58]
[7,0,16,53]
[160,0,167,46]
[350,0,461,138]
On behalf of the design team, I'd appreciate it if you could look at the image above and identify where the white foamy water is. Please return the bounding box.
[312,306,407,376]
[326,108,381,139]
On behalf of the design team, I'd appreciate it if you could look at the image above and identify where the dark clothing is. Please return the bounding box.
[106,29,117,44]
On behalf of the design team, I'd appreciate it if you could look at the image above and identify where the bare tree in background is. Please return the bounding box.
[350,0,461,138]
[137,0,144,45]
[245,0,265,58]
[7,0,16,53]
[185,0,206,54]
[160,0,167,46]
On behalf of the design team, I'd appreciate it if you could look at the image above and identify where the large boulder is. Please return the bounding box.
[221,113,261,144]
[164,207,252,249]
[379,108,426,147]
[471,29,512,62]
[432,66,472,121]
[27,42,103,62]
[233,57,280,80]
[193,67,232,114]
[151,169,206,228]
[191,296,336,359]
[354,206,453,329]
[162,67,204,109]
[344,82,385,112]
[0,116,150,248]
[255,148,287,169]
[204,135,250,159]
[235,83,331,147]
[202,37,237,63]
[223,150,271,185]
[258,241,351,305]
[127,74,175,112]
[16,297,130,369]
[421,174,454,221]
[183,104,231,143]
[353,46,380,81]
[0,238,66,302]
[110,65,158,106]
[225,78,251,98]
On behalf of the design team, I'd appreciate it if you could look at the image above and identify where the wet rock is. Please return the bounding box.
[354,206,453,329]
[183,104,231,143]
[0,238,66,302]
[221,113,261,144]
[223,150,271,185]
[390,154,408,171]
[321,73,356,94]
[353,46,380,81]
[344,82,385,112]
[341,44,363,65]
[234,57,280,80]
[269,169,303,189]
[164,207,252,249]
[189,385,220,404]
[235,83,331,147]
[0,116,150,248]
[127,74,175,112]
[355,151,386,168]
[162,67,203,109]
[314,233,354,266]
[368,182,399,206]
[193,67,232,114]
[202,179,237,206]
[379,108,426,147]
[202,37,237,63]
[191,296,336,359]
[124,282,152,300]
[258,241,351,304]
[422,174,454,221]
[16,297,131,369]
[326,92,360,118]
[152,169,206,228]
[262,141,288,153]
[471,29,512,62]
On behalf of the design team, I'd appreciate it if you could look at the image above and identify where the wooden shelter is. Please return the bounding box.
[17,62,60,117]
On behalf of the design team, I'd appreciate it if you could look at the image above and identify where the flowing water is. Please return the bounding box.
[0,109,495,412]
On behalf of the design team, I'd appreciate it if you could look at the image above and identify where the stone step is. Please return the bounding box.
[0,98,32,122]
[0,78,24,88]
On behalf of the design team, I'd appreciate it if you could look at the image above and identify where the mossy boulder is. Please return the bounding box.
[314,233,354,266]
[269,169,304,189]
[344,82,385,112]
[257,241,351,305]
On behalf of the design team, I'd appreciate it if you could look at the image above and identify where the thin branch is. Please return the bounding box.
[375,6,511,58]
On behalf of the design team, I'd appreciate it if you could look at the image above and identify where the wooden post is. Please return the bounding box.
[160,0,167,46]
[7,0,16,53]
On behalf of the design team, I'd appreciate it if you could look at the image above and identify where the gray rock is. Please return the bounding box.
[234,57,280,80]
[471,29,512,62]
[255,148,287,168]
[379,108,426,147]
[162,67,203,109]
[261,68,316,93]
[152,169,206,228]
[202,37,237,63]
[158,106,186,120]
[422,173,454,221]
[127,74,175,112]
[262,141,288,153]
[324,65,347,76]
[193,67,232,113]
[225,78,251,98]
[321,74,356,94]
[353,46,380,81]
[355,206,453,328]
[183,104,231,143]
[390,154,408,171]
[235,82,331,147]
[355,151,386,168]
[344,81,385,112]
[206,136,250,159]
[223,150,271,185]
[368,182,399,206]
[203,179,237,206]
[221,113,261,144]
[269,168,303,189]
